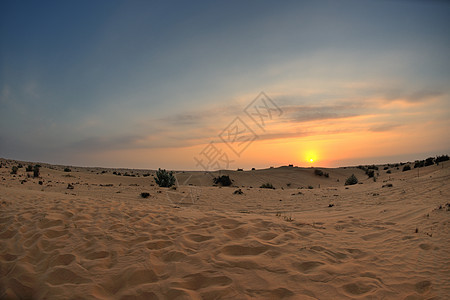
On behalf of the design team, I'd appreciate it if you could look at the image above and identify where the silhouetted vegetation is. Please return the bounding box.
[33,165,40,178]
[64,167,71,172]
[154,168,176,187]
[386,170,392,174]
[213,175,232,186]
[345,174,358,186]
[233,189,243,194]
[26,165,33,172]
[314,169,323,176]
[10,166,18,175]
[260,183,275,189]
[366,169,375,178]
[237,168,243,171]
[435,155,449,164]
[140,192,150,198]
[402,165,411,172]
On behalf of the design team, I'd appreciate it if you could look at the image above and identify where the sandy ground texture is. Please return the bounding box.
[0,159,449,299]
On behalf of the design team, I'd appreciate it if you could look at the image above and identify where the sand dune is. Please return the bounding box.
[0,159,449,299]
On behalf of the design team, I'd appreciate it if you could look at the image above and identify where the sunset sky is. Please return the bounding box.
[1,0,449,170]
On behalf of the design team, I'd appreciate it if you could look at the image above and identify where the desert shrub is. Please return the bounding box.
[38,181,43,185]
[233,189,243,194]
[424,157,434,166]
[314,169,324,176]
[143,173,151,177]
[140,192,150,198]
[237,168,243,171]
[414,160,424,168]
[251,168,256,170]
[435,155,449,164]
[213,175,232,186]
[64,167,71,172]
[26,165,33,172]
[308,185,314,189]
[324,172,329,178]
[402,165,411,172]
[345,174,358,185]
[383,166,389,170]
[154,168,176,187]
[17,164,23,168]
[366,169,375,178]
[10,166,18,175]
[386,170,392,174]
[382,183,393,188]
[67,183,74,189]
[33,165,40,178]
[260,183,275,189]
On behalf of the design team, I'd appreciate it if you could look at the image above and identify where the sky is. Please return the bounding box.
[1,0,449,170]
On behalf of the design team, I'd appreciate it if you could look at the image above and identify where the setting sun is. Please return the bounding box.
[305,151,318,164]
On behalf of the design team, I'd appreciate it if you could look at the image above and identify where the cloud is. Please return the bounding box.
[368,123,401,132]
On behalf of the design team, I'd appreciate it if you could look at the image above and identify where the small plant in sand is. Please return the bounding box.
[26,164,33,172]
[345,174,358,186]
[213,175,232,186]
[10,166,18,175]
[402,165,411,172]
[154,168,176,187]
[260,183,275,189]
[33,165,40,178]
[233,189,243,195]
[64,167,71,172]
[140,192,150,198]
[314,169,324,176]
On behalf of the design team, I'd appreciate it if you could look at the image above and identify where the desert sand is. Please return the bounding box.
[0,158,449,299]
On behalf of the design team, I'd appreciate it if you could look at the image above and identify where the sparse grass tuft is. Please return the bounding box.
[260,183,275,189]
[140,192,150,198]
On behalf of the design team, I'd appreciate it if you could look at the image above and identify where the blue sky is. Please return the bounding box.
[1,0,449,169]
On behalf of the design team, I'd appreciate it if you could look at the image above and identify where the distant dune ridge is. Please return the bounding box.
[0,157,449,299]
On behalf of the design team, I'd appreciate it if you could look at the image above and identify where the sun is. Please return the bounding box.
[305,151,317,164]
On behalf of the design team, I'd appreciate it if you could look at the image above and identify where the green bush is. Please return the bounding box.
[33,165,40,178]
[213,175,232,186]
[345,174,358,186]
[11,166,18,175]
[260,183,275,189]
[154,168,176,187]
